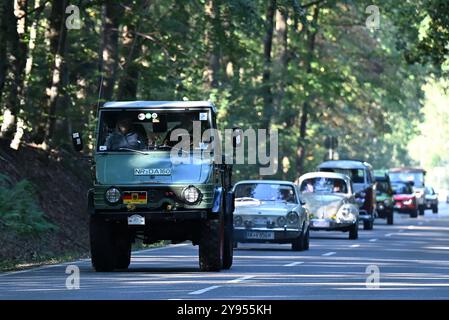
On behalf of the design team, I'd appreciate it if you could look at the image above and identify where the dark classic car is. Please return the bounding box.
[317,160,376,230]
[424,186,439,213]
[375,174,394,225]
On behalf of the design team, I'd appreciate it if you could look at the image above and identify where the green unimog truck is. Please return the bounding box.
[72,101,238,272]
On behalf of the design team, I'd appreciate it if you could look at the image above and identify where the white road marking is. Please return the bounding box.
[350,244,360,248]
[188,285,221,295]
[322,252,336,256]
[385,233,393,237]
[369,239,378,242]
[227,275,256,283]
[284,262,304,267]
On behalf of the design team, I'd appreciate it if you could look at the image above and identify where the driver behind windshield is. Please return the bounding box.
[105,118,144,151]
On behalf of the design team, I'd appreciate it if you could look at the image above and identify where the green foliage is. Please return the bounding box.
[0,175,56,235]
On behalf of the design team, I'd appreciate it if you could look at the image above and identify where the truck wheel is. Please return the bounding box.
[90,215,115,272]
[349,222,358,240]
[199,219,223,272]
[432,205,438,214]
[387,210,394,225]
[419,205,425,216]
[363,219,373,230]
[410,209,418,218]
[222,215,234,270]
[114,226,131,269]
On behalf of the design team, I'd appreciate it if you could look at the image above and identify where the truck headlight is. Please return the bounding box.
[182,186,201,204]
[287,211,299,225]
[105,187,121,204]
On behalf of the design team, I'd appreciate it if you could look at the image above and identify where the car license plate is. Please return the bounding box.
[394,203,402,209]
[313,219,330,228]
[246,231,274,240]
[128,214,145,225]
[123,191,147,204]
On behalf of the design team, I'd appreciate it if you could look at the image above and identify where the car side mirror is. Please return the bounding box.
[232,127,243,148]
[72,132,84,152]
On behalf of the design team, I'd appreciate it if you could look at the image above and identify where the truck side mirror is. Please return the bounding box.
[232,127,243,148]
[72,132,84,152]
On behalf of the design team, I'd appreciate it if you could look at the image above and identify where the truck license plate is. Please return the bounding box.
[128,214,145,225]
[246,231,274,240]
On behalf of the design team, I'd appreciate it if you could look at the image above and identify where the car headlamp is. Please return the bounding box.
[182,186,201,204]
[105,187,121,204]
[234,215,243,227]
[286,211,299,225]
[336,206,355,222]
[277,216,287,227]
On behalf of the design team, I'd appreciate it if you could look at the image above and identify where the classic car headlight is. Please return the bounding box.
[234,215,243,227]
[182,186,201,204]
[105,187,121,204]
[287,211,299,225]
[277,216,287,227]
[336,206,355,222]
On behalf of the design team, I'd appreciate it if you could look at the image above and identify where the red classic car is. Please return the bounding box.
[392,182,418,218]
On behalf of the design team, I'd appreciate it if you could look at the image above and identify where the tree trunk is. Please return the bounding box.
[0,0,28,140]
[100,0,123,101]
[204,0,221,89]
[117,24,142,100]
[261,0,276,130]
[295,5,320,177]
[0,2,8,106]
[42,0,68,147]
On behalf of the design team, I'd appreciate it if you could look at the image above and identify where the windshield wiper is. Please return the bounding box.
[118,147,149,155]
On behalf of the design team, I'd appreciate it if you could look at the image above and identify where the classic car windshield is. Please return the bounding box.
[234,183,297,203]
[389,172,424,188]
[376,181,390,194]
[322,168,365,183]
[97,110,211,152]
[392,183,413,195]
[300,177,348,194]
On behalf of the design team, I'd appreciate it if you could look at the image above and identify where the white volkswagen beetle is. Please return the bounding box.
[297,172,359,240]
[233,180,310,251]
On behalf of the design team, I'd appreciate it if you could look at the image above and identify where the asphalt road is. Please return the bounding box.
[2,203,449,300]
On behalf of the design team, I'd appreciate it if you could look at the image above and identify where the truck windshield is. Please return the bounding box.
[389,172,424,188]
[97,110,212,152]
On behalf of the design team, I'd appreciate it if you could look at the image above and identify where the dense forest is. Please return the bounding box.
[0,0,449,181]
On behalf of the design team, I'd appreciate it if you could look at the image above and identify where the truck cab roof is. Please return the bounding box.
[102,101,217,113]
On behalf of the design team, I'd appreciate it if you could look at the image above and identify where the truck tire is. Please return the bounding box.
[114,226,131,269]
[419,205,425,216]
[349,222,358,240]
[90,215,115,272]
[363,219,374,230]
[410,209,418,218]
[199,219,223,272]
[432,205,438,214]
[222,214,234,270]
[387,210,394,225]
